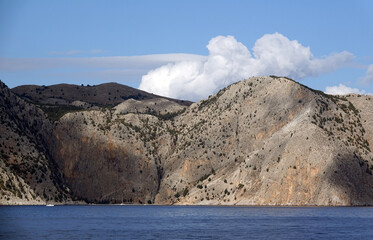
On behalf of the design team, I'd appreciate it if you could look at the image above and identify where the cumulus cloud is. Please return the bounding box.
[325,84,366,95]
[360,64,373,84]
[139,33,354,100]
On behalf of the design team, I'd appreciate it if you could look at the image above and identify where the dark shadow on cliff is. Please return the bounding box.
[49,113,163,205]
[325,152,373,205]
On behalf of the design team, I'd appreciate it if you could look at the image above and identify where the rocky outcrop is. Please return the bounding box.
[2,76,373,205]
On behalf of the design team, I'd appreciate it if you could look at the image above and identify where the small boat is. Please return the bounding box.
[46,204,54,207]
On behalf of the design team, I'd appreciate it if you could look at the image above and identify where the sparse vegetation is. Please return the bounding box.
[3,75,373,206]
[39,105,85,121]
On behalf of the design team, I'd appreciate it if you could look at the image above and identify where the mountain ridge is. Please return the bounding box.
[1,76,373,205]
[12,82,192,107]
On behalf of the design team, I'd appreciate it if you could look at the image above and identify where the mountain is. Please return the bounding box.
[12,82,191,107]
[158,76,373,205]
[0,81,72,204]
[11,83,192,122]
[1,76,373,205]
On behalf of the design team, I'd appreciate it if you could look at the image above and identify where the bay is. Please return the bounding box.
[1,205,373,239]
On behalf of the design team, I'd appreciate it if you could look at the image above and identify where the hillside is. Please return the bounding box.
[2,76,373,205]
[158,77,373,205]
[0,81,72,204]
[11,83,191,122]
[12,82,191,107]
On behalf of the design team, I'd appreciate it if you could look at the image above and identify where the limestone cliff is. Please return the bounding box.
[160,77,373,205]
[2,76,373,205]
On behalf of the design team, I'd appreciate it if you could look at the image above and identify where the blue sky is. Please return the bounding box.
[1,0,373,100]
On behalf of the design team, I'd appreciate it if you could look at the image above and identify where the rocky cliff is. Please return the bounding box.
[2,76,373,205]
[159,77,373,205]
[0,81,72,204]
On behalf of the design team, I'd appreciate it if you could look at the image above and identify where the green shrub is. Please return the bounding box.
[183,188,189,197]
[40,105,84,121]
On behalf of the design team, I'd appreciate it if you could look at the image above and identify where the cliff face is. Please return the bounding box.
[160,77,373,205]
[50,109,170,204]
[2,76,373,205]
[0,81,72,204]
[49,94,189,203]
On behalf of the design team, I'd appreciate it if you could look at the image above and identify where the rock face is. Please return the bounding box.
[49,96,185,204]
[2,76,373,205]
[0,81,72,204]
[160,77,373,206]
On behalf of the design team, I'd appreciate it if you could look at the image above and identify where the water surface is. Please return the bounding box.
[1,205,372,239]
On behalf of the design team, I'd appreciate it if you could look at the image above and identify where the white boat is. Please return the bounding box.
[46,204,54,207]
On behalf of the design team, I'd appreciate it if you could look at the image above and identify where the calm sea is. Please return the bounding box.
[1,205,373,239]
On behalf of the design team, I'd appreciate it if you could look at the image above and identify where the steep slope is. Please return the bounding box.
[2,76,373,206]
[0,81,72,204]
[50,98,185,204]
[46,76,373,206]
[347,94,373,149]
[157,76,373,205]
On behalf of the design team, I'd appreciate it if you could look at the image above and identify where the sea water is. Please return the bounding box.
[1,205,373,239]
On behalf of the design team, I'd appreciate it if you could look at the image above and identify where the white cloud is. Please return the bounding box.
[139,33,354,101]
[325,84,366,95]
[360,64,373,84]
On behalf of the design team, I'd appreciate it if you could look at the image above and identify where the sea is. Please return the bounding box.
[1,205,373,239]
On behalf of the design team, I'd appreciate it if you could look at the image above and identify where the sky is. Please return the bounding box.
[1,0,373,101]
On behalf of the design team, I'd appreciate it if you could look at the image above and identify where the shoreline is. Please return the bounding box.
[1,203,372,207]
